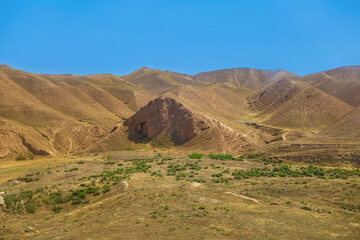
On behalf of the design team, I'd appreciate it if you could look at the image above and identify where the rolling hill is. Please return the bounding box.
[247,79,353,129]
[302,65,360,107]
[0,67,151,158]
[318,105,360,142]
[0,64,359,159]
[123,67,194,94]
[193,68,298,89]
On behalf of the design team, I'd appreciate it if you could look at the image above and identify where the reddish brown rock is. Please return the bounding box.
[124,97,210,143]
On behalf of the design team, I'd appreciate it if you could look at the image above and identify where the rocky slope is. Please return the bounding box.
[124,96,254,153]
[124,97,210,143]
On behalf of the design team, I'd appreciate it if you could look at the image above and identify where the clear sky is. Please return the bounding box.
[1,0,359,76]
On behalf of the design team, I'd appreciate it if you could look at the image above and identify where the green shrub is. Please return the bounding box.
[186,163,201,170]
[246,153,266,159]
[16,154,26,161]
[72,189,87,199]
[25,201,36,213]
[53,205,63,213]
[232,165,360,179]
[71,199,82,205]
[211,177,231,183]
[17,177,39,182]
[209,154,234,160]
[188,153,203,159]
[35,187,44,193]
[104,161,116,165]
[102,185,111,193]
[211,173,223,177]
[65,167,78,172]
[4,194,17,205]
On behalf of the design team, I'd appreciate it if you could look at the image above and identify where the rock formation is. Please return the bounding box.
[124,97,210,143]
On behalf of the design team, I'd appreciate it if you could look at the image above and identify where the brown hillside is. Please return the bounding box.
[248,79,353,129]
[124,97,210,143]
[0,67,152,158]
[0,64,14,69]
[164,84,249,120]
[302,65,360,106]
[123,67,194,94]
[193,68,298,89]
[124,96,254,153]
[1,64,359,158]
[42,73,153,119]
[318,106,360,142]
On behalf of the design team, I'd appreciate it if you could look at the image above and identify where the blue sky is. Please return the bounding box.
[0,0,359,76]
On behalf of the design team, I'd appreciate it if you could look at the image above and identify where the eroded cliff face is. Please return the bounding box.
[124,97,210,143]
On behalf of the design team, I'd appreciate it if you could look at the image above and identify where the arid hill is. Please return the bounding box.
[123,67,194,94]
[164,85,249,120]
[0,64,359,159]
[123,96,253,153]
[248,79,353,129]
[124,97,210,143]
[0,67,151,158]
[302,65,360,106]
[193,68,298,89]
[318,105,360,142]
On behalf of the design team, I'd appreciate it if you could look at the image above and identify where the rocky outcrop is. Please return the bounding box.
[124,97,210,143]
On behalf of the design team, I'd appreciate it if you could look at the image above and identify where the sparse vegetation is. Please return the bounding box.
[232,165,360,179]
[104,161,116,165]
[17,176,40,182]
[209,154,234,160]
[53,205,63,213]
[2,152,360,239]
[65,167,78,172]
[188,153,203,159]
[25,201,36,213]
[16,154,26,161]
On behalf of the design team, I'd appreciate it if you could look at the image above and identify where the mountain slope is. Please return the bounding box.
[164,84,249,120]
[248,79,353,129]
[0,67,152,158]
[1,64,359,158]
[123,67,194,94]
[318,106,360,142]
[302,66,360,106]
[193,68,298,89]
[123,96,254,153]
